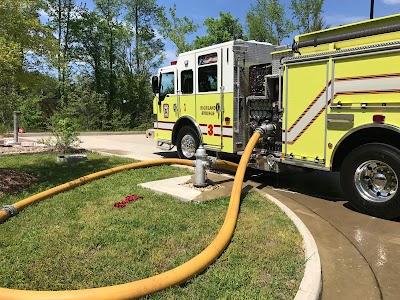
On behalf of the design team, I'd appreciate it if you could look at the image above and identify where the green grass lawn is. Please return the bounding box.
[0,153,304,299]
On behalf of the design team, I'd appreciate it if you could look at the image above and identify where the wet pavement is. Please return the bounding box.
[248,170,400,300]
[193,168,400,299]
[23,133,400,299]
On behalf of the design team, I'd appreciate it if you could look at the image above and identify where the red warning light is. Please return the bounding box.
[170,61,177,65]
[373,115,385,123]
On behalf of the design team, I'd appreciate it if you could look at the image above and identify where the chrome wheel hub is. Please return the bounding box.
[181,134,196,158]
[354,160,398,203]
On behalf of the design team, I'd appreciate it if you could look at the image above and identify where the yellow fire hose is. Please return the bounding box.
[0,130,261,300]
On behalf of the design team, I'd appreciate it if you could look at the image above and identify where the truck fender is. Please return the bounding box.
[330,123,400,171]
[172,116,204,145]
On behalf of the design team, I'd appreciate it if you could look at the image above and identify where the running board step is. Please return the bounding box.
[157,140,174,151]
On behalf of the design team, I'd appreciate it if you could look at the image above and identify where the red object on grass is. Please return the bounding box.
[113,195,143,208]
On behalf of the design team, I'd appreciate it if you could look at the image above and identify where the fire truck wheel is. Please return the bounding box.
[340,143,400,219]
[177,126,200,160]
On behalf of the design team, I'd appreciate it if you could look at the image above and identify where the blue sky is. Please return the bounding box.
[40,0,400,63]
[157,0,400,62]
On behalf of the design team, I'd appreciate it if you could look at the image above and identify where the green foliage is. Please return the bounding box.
[0,123,11,137]
[61,76,107,131]
[0,88,23,128]
[19,95,47,131]
[0,68,57,131]
[194,12,244,49]
[0,0,55,82]
[0,90,46,132]
[103,109,131,131]
[122,0,165,74]
[49,113,81,152]
[46,0,78,96]
[246,0,295,44]
[0,36,21,82]
[157,4,199,54]
[0,0,56,132]
[291,0,328,33]
[69,9,106,95]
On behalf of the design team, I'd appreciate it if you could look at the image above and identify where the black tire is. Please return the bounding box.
[340,143,400,219]
[176,126,200,159]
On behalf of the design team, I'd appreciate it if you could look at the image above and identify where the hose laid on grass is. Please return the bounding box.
[0,130,261,300]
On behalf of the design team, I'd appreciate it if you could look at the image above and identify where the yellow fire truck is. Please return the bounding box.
[151,13,400,219]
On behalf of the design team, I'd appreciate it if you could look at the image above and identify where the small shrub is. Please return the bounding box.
[49,114,81,152]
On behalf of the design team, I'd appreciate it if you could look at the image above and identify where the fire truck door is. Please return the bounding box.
[178,54,196,120]
[157,68,179,131]
[195,50,223,149]
[284,61,328,164]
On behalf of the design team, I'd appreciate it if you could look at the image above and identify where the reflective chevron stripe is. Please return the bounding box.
[283,74,400,144]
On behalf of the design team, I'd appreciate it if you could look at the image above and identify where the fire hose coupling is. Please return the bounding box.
[255,123,268,135]
[255,122,276,136]
[1,205,19,218]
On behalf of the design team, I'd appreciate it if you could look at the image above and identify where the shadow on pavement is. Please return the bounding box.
[154,151,179,158]
[248,169,344,202]
[156,150,344,202]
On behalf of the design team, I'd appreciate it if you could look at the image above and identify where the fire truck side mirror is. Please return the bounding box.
[151,76,160,94]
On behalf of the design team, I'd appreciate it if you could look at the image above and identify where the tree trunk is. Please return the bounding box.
[57,0,62,99]
[61,0,72,100]
[135,3,140,74]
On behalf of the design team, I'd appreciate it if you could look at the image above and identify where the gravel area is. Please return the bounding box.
[0,136,54,155]
[180,180,225,192]
[0,146,55,155]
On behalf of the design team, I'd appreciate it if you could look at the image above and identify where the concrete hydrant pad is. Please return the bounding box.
[138,173,233,202]
[138,176,201,202]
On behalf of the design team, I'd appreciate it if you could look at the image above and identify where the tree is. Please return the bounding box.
[94,0,123,111]
[157,4,199,54]
[0,0,55,82]
[194,12,244,49]
[46,0,78,98]
[121,0,164,127]
[0,0,55,129]
[246,0,294,45]
[70,9,106,95]
[122,0,164,74]
[290,0,327,33]
[1,0,164,132]
[61,75,107,130]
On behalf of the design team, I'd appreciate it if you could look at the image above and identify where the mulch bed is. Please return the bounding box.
[0,168,39,198]
[0,136,83,198]
[0,137,45,198]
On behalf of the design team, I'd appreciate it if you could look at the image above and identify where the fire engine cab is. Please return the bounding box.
[151,13,400,219]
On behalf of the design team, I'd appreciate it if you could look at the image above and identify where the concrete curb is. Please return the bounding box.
[255,189,322,300]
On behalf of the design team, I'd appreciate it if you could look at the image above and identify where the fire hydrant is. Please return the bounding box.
[194,145,209,187]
